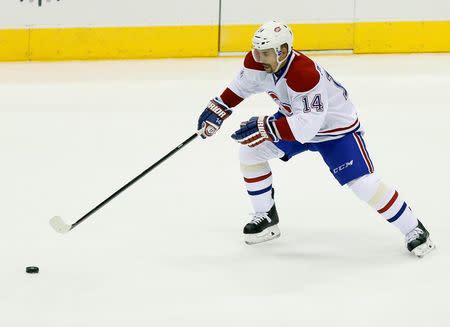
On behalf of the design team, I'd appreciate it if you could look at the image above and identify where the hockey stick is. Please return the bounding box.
[50,133,199,234]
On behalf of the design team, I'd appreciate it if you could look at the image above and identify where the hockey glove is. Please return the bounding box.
[197,98,232,139]
[231,116,279,147]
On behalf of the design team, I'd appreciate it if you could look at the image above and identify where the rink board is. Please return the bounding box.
[0,20,449,61]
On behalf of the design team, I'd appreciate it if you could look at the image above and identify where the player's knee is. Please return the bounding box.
[239,144,271,172]
[240,161,270,174]
[239,142,285,165]
[347,172,382,202]
[239,144,262,165]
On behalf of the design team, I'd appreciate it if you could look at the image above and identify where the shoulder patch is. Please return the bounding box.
[244,51,265,71]
[285,53,320,92]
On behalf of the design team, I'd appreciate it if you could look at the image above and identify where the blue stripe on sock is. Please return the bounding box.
[248,185,272,196]
[387,202,407,223]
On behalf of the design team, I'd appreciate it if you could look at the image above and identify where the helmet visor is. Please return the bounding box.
[252,48,277,64]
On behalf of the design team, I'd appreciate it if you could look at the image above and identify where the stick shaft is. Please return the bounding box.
[70,133,198,230]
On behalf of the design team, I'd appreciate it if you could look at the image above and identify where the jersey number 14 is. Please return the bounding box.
[302,94,324,113]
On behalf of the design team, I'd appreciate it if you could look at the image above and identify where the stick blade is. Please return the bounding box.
[49,216,72,234]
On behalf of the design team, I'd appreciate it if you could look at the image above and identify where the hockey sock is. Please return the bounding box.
[240,161,274,213]
[348,173,418,235]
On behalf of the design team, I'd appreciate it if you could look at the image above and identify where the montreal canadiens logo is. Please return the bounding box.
[274,26,281,32]
[268,91,293,116]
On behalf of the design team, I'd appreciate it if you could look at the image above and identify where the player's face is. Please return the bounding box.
[252,47,289,73]
[252,48,278,73]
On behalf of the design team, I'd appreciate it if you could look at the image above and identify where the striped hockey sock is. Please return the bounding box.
[241,162,274,213]
[349,173,418,235]
[369,187,418,235]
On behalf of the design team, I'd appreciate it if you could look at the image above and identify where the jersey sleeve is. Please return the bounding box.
[272,66,329,143]
[217,52,267,109]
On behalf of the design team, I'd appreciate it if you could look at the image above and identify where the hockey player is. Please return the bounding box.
[197,21,435,257]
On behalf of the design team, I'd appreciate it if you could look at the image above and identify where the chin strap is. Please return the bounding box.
[274,50,291,73]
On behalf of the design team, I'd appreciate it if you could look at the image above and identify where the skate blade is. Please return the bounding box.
[244,225,281,245]
[412,238,436,258]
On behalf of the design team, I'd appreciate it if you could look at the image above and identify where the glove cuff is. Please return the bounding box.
[207,98,232,120]
[265,116,280,142]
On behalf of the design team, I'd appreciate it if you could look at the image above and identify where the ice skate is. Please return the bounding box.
[406,220,435,258]
[243,203,280,245]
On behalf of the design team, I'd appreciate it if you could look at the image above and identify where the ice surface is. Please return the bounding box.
[0,54,449,327]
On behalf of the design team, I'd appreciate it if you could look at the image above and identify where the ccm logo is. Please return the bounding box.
[333,160,353,174]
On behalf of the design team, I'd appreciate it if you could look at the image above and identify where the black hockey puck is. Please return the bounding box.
[26,266,39,274]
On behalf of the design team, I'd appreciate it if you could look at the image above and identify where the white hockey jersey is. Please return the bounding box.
[218,50,361,143]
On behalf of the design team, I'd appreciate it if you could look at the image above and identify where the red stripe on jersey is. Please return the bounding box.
[274,117,296,141]
[220,88,243,108]
[244,51,265,71]
[378,191,399,214]
[285,53,320,92]
[244,172,272,183]
[319,118,359,134]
